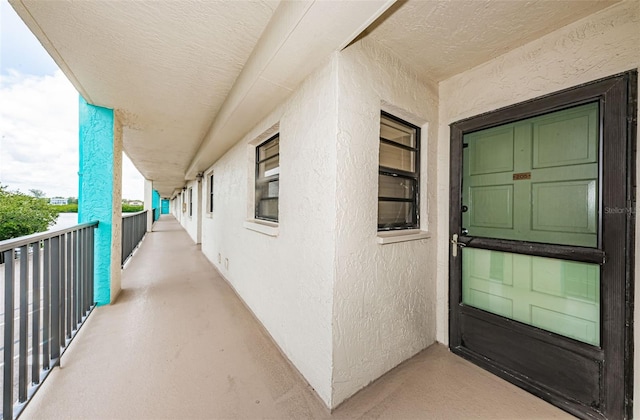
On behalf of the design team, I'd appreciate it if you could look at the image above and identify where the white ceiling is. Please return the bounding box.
[9,0,621,197]
[366,0,620,82]
[12,0,277,196]
[10,0,393,197]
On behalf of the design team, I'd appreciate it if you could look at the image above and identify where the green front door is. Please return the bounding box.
[448,72,636,420]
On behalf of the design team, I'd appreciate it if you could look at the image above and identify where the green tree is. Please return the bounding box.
[0,186,59,241]
[29,189,46,198]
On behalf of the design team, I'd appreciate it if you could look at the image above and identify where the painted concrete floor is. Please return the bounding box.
[21,215,573,420]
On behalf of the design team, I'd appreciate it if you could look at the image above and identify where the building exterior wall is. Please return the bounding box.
[331,39,439,406]
[195,2,638,410]
[200,56,339,405]
[199,40,441,408]
[436,1,639,416]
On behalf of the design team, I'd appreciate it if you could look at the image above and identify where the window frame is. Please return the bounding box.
[255,134,280,222]
[378,111,421,231]
[207,172,214,214]
[188,187,193,217]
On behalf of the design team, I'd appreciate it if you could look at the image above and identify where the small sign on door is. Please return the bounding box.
[513,172,531,180]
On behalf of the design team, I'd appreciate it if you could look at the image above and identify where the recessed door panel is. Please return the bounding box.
[469,185,513,229]
[532,180,597,234]
[468,126,514,175]
[532,103,598,169]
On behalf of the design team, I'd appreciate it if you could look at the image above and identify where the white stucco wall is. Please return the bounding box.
[331,39,439,406]
[199,42,441,408]
[200,56,339,406]
[179,179,200,244]
[436,0,639,416]
[111,115,123,301]
[143,179,153,232]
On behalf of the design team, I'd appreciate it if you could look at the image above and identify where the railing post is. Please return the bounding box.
[88,228,96,305]
[90,226,95,305]
[43,239,50,370]
[59,235,66,347]
[66,232,73,339]
[85,228,91,312]
[3,249,15,419]
[32,240,41,385]
[50,236,60,360]
[18,245,29,403]
[74,230,80,327]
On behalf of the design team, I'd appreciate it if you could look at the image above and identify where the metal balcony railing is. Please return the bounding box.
[0,221,98,419]
[121,211,147,267]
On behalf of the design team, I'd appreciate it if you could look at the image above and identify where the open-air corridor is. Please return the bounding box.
[20,215,571,419]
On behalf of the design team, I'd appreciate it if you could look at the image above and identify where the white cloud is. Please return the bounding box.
[0,69,144,199]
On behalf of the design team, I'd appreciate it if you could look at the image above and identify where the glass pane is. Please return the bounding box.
[257,198,278,220]
[378,201,415,228]
[381,115,415,147]
[462,102,598,248]
[258,137,279,161]
[380,143,415,172]
[258,157,280,178]
[257,180,279,199]
[462,248,600,346]
[378,174,415,199]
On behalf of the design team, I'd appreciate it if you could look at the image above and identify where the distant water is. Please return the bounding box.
[49,213,79,231]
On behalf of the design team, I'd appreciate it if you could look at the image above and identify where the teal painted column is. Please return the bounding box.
[78,96,116,305]
[152,190,161,221]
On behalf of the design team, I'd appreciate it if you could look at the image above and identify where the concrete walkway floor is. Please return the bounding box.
[21,216,572,420]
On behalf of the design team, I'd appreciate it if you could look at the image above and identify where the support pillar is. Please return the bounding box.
[144,179,153,232]
[78,96,123,305]
[152,190,161,222]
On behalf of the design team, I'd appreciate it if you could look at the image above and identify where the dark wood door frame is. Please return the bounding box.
[448,71,637,419]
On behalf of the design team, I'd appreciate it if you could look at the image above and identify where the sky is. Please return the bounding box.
[0,1,144,200]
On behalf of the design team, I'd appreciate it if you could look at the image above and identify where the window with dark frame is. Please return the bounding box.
[188,187,193,217]
[208,173,214,213]
[255,134,280,222]
[378,112,420,230]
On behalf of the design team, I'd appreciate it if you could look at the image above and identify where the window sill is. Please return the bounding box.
[244,220,279,237]
[377,229,431,244]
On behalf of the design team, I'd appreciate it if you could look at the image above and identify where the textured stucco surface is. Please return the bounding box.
[436,1,639,416]
[332,39,438,406]
[110,116,123,301]
[152,189,160,221]
[79,97,119,305]
[197,57,339,406]
[194,39,440,409]
[367,0,619,82]
[144,179,153,232]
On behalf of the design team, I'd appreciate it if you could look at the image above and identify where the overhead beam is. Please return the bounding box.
[185,0,396,179]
